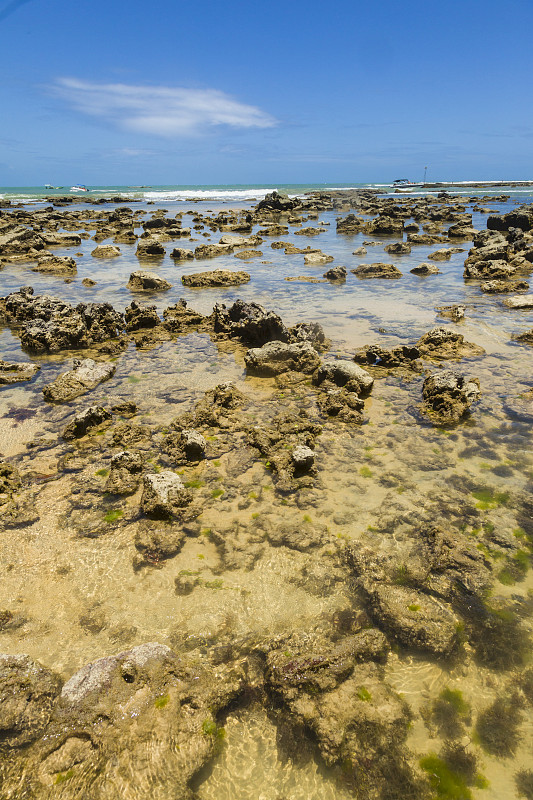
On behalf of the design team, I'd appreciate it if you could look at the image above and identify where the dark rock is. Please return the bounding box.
[127,271,171,291]
[213,300,289,345]
[105,450,144,494]
[124,301,160,331]
[62,406,112,440]
[351,263,402,279]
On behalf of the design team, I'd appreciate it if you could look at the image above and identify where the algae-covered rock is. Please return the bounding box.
[32,255,77,275]
[351,262,402,279]
[182,269,250,287]
[127,270,171,291]
[314,359,374,394]
[416,326,484,360]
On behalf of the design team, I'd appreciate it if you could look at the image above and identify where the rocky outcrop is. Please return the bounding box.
[421,369,481,424]
[244,340,321,376]
[2,288,124,353]
[42,358,116,403]
[384,241,411,254]
[323,265,347,280]
[353,344,421,369]
[181,269,250,287]
[314,360,374,394]
[410,263,441,275]
[127,271,172,291]
[213,300,289,345]
[351,263,402,279]
[194,243,233,259]
[480,279,529,293]
[124,301,161,331]
[170,247,194,260]
[162,429,207,465]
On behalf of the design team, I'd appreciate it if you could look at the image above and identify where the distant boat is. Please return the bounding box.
[393,179,414,186]
[70,185,88,193]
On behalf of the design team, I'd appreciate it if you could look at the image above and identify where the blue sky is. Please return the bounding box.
[1,0,532,185]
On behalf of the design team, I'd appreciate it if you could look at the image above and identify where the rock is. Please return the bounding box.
[91,245,120,258]
[0,644,242,799]
[480,280,529,293]
[141,471,192,519]
[436,304,465,321]
[182,269,250,287]
[104,450,144,494]
[352,246,367,255]
[163,299,207,332]
[515,328,533,344]
[194,243,233,259]
[487,209,532,232]
[163,429,207,464]
[135,238,165,257]
[415,327,484,359]
[314,360,374,394]
[421,369,481,424]
[304,251,334,265]
[0,654,61,747]
[213,300,289,345]
[353,344,420,369]
[255,191,299,212]
[170,247,194,260]
[289,321,328,349]
[62,406,112,440]
[234,249,262,259]
[464,259,517,280]
[124,301,160,331]
[127,271,171,291]
[0,359,40,384]
[323,265,347,280]
[291,445,315,471]
[365,215,404,235]
[220,234,261,247]
[410,263,441,275]
[384,242,411,254]
[504,294,533,309]
[32,255,77,275]
[82,278,96,287]
[363,584,459,655]
[244,340,321,376]
[134,524,186,568]
[351,263,402,279]
[42,359,116,403]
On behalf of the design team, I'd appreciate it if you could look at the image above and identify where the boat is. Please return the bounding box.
[392,178,414,186]
[70,185,88,192]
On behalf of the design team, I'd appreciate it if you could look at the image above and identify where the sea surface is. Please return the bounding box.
[1,183,532,799]
[2,181,533,205]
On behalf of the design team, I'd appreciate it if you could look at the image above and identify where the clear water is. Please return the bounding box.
[1,187,532,799]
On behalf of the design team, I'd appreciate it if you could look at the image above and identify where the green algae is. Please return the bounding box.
[408,604,421,612]
[356,686,372,701]
[95,468,109,477]
[211,488,224,499]
[359,466,373,478]
[104,509,123,523]
[471,488,510,510]
[184,479,205,489]
[419,754,473,800]
[55,770,74,784]
[155,693,169,709]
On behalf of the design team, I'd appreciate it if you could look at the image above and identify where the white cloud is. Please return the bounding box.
[52,78,277,137]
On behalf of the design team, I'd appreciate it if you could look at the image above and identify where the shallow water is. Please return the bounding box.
[1,191,533,799]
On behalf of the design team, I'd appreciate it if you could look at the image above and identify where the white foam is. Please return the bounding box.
[143,188,278,202]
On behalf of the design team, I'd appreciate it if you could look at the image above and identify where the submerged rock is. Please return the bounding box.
[0,653,62,747]
[410,262,441,275]
[421,369,481,424]
[32,255,77,275]
[0,359,40,384]
[42,358,116,403]
[91,245,120,258]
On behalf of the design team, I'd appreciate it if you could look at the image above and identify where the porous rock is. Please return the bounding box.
[127,271,171,292]
[141,471,192,519]
[42,359,116,403]
[421,369,481,424]
[244,340,321,376]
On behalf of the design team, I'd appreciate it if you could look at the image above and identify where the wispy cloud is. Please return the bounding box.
[51,78,277,137]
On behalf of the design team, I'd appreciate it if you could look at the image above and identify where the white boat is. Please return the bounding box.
[70,185,88,192]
